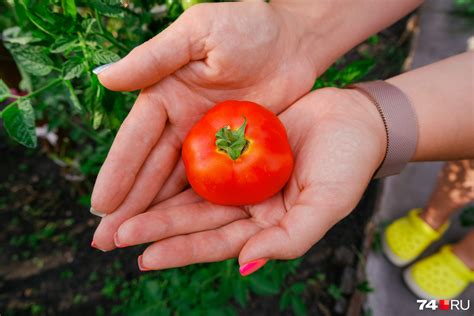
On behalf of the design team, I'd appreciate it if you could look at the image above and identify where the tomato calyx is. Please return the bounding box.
[215,117,249,160]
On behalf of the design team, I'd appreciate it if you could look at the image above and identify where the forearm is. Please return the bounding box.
[386,52,474,161]
[270,0,423,75]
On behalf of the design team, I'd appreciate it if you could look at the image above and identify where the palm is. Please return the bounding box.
[91,2,319,250]
[112,89,386,269]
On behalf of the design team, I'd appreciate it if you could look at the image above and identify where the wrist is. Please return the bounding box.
[269,0,342,75]
[342,89,388,172]
[270,0,422,76]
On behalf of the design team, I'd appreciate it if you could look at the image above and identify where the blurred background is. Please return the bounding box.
[0,0,472,315]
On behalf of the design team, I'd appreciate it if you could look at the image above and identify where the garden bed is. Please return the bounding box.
[0,14,414,316]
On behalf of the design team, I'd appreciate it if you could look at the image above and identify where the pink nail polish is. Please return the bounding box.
[239,259,268,276]
[114,232,127,248]
[138,255,150,271]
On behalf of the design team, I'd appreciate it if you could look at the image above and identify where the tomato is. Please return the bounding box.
[182,100,294,206]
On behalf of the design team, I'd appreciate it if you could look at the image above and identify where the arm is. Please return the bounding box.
[386,52,474,161]
[270,0,423,76]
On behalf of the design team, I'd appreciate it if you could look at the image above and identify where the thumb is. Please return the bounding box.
[238,190,351,276]
[94,6,210,91]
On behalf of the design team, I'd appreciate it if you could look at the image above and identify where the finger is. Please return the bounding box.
[116,201,249,247]
[151,159,188,205]
[92,126,181,250]
[96,6,210,91]
[238,187,357,265]
[139,219,261,270]
[91,90,167,214]
[153,188,202,209]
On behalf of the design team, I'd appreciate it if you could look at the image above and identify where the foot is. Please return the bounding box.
[404,245,474,299]
[382,209,449,266]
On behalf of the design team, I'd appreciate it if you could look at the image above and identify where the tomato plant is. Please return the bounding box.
[182,100,294,205]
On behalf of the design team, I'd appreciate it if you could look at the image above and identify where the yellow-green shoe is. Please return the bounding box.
[382,208,449,267]
[403,245,474,299]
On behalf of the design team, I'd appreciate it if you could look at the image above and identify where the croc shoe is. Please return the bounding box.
[403,245,474,299]
[382,208,449,267]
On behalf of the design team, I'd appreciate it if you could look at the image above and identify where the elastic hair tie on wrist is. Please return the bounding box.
[349,80,418,178]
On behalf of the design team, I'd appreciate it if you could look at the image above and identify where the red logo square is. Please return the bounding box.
[439,300,450,310]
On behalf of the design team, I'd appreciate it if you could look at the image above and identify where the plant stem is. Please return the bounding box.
[94,10,130,54]
[0,78,63,116]
[78,32,92,73]
[68,119,108,144]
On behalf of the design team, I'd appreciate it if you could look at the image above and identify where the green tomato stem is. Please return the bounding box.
[215,117,248,160]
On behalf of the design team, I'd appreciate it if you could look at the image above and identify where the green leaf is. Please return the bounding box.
[64,80,82,112]
[51,37,77,53]
[2,27,41,45]
[11,45,54,76]
[291,296,307,316]
[89,0,124,18]
[0,80,11,102]
[92,109,104,129]
[22,7,57,36]
[91,49,120,65]
[234,279,248,307]
[62,0,77,19]
[1,99,37,148]
[339,59,375,85]
[62,58,85,80]
[248,274,280,296]
[328,284,343,300]
[81,19,97,34]
[356,280,374,293]
[290,282,306,295]
[279,291,291,311]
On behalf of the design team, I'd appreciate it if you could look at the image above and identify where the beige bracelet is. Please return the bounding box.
[349,81,418,178]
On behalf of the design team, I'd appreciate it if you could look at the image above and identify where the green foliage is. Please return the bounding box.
[113,259,302,315]
[356,280,374,293]
[279,282,308,316]
[312,58,375,89]
[453,0,474,16]
[0,0,181,178]
[327,284,343,301]
[371,220,390,254]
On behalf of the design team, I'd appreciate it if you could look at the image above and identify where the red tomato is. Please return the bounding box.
[182,100,294,205]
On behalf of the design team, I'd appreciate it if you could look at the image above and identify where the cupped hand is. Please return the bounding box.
[112,88,387,271]
[90,1,325,250]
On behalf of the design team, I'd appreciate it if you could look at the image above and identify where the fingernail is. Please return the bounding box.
[239,259,268,277]
[114,232,127,248]
[92,62,116,75]
[91,241,107,252]
[138,255,150,271]
[90,207,106,218]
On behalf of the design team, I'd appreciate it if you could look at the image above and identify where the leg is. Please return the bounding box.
[420,160,474,229]
[452,230,474,270]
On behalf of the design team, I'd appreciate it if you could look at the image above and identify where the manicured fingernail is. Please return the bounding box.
[239,259,268,276]
[138,255,150,271]
[114,232,127,248]
[90,207,106,218]
[92,62,116,75]
[91,241,107,252]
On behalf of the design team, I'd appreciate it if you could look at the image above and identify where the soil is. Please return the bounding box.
[0,14,413,316]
